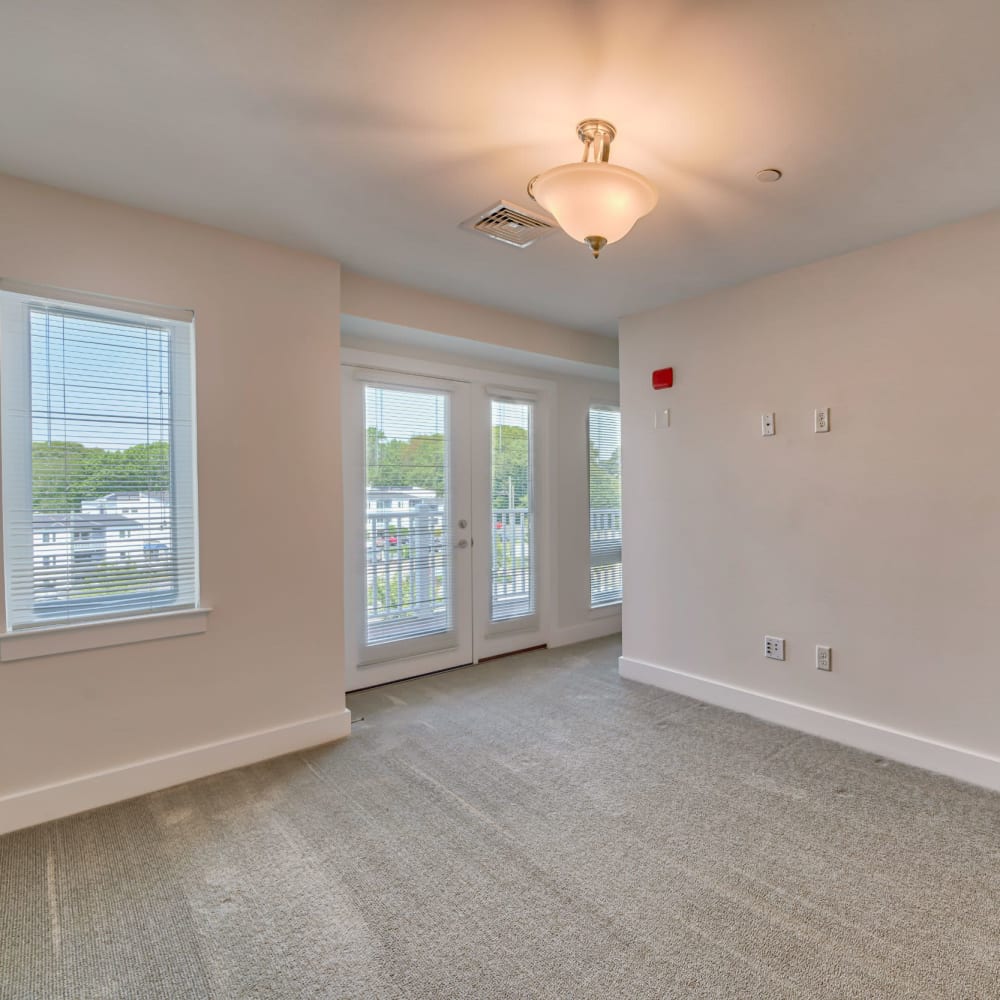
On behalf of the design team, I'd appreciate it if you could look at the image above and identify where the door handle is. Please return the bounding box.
[455,539,469,549]
[457,518,468,529]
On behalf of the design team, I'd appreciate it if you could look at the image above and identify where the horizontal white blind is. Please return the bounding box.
[490,398,535,622]
[1,291,198,629]
[588,405,622,607]
[364,384,453,647]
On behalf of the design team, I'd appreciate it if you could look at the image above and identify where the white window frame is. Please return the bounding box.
[485,387,541,635]
[0,281,208,660]
[587,403,622,610]
[340,347,555,686]
[354,372,464,665]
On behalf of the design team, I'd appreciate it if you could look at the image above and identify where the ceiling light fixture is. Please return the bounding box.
[528,119,658,259]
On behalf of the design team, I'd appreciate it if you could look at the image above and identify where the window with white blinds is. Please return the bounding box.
[491,398,535,622]
[363,383,453,647]
[588,405,622,607]
[0,287,198,630]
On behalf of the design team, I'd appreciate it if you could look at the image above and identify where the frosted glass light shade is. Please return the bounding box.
[530,162,658,245]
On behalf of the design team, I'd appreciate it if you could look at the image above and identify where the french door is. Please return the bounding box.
[342,363,545,691]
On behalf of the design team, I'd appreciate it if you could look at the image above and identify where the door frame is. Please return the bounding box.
[341,347,556,690]
[341,367,473,691]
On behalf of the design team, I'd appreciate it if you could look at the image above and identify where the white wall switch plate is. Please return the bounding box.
[761,413,775,436]
[816,645,832,671]
[764,635,785,660]
[654,408,670,429]
[814,407,830,433]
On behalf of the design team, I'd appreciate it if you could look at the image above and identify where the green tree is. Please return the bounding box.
[101,442,170,495]
[588,442,621,510]
[491,424,529,508]
[365,424,532,503]
[396,434,445,493]
[366,429,445,494]
[31,440,170,511]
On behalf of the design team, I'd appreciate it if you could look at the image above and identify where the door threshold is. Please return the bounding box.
[477,643,548,663]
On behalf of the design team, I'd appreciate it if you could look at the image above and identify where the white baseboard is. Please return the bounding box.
[0,708,352,835]
[549,618,622,648]
[619,656,1000,793]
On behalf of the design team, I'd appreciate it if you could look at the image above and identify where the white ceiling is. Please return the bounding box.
[1,0,999,336]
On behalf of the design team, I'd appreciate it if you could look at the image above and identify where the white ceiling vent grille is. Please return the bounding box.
[460,201,557,248]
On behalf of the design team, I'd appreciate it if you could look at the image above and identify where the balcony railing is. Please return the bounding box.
[364,501,623,640]
[491,507,532,621]
[365,502,447,644]
[590,507,623,605]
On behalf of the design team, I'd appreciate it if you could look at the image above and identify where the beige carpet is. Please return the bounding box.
[2,636,998,999]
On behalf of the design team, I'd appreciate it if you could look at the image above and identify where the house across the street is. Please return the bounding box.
[32,492,172,595]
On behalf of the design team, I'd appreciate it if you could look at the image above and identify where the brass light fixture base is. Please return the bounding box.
[526,118,618,200]
[576,119,616,162]
[585,236,608,259]
[576,119,616,142]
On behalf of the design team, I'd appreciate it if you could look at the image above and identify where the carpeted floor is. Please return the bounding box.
[1,636,998,999]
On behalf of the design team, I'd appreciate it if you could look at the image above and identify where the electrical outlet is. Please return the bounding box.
[816,645,832,671]
[764,635,785,661]
[761,413,775,437]
[814,407,830,433]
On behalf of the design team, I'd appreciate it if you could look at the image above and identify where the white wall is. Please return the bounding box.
[618,209,1000,790]
[342,270,619,371]
[0,174,347,832]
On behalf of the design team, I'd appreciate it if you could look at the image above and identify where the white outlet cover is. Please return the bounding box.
[814,408,830,433]
[816,645,832,671]
[764,635,785,660]
[761,413,775,436]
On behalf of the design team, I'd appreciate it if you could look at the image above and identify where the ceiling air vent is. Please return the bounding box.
[460,200,557,248]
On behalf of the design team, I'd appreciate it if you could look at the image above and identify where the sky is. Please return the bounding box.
[365,385,532,443]
[365,384,446,442]
[30,308,171,452]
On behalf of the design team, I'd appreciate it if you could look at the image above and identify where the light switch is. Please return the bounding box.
[761,413,775,436]
[654,408,670,429]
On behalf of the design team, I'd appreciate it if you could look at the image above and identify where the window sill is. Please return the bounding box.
[0,607,211,662]
[589,602,622,620]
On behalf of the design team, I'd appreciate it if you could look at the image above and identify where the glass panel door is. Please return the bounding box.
[489,398,536,624]
[364,384,453,647]
[343,361,548,689]
[343,372,472,690]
